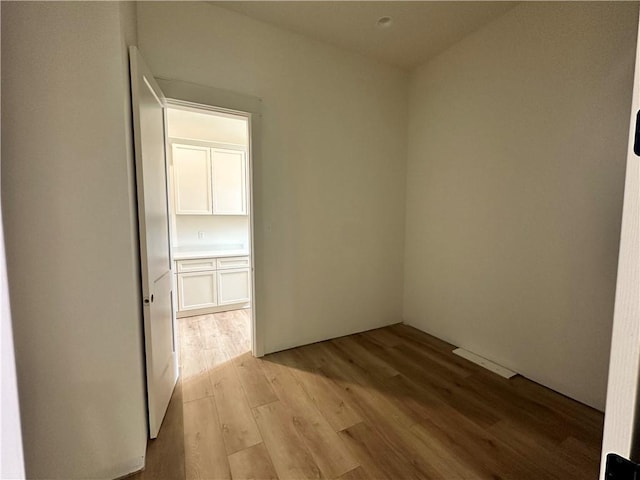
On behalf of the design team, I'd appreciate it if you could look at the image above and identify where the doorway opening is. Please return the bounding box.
[165,101,255,362]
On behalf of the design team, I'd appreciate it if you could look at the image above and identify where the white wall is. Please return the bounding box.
[138,2,409,353]
[174,216,250,249]
[404,2,638,410]
[167,108,248,146]
[1,2,148,478]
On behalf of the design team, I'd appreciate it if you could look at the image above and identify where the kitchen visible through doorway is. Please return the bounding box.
[166,104,254,359]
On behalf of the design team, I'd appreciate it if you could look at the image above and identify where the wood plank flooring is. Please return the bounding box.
[133,310,604,479]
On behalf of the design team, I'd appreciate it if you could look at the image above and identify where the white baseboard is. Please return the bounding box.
[453,348,517,379]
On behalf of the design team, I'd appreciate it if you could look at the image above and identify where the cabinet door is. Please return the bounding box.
[217,268,250,305]
[177,271,217,311]
[211,148,247,215]
[172,144,212,215]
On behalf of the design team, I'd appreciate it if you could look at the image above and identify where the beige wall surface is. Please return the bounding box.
[137,2,409,353]
[1,2,147,478]
[404,2,638,410]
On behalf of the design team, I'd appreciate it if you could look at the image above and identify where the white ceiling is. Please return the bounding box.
[212,1,517,70]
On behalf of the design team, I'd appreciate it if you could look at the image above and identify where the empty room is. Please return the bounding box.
[2,1,640,479]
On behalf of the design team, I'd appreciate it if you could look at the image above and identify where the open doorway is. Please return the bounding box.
[165,102,255,362]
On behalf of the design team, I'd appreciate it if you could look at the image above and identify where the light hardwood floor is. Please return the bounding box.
[132,310,604,479]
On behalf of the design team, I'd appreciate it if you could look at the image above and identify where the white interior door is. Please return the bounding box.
[1,204,25,478]
[600,13,640,479]
[129,46,178,439]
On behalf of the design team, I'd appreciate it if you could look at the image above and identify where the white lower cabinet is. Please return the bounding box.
[217,268,251,305]
[177,271,217,311]
[175,255,250,316]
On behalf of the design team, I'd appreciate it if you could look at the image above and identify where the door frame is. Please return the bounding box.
[159,78,264,357]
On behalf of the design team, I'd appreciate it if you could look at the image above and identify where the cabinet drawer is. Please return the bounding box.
[216,256,250,270]
[176,258,217,273]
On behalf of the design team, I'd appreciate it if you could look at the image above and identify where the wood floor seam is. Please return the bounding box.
[250,398,281,411]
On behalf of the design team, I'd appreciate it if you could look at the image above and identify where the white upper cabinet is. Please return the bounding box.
[172,143,247,216]
[211,148,247,215]
[172,144,212,215]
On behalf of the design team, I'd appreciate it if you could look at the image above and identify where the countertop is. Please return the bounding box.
[172,244,249,260]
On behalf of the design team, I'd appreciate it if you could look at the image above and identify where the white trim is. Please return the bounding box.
[167,99,250,122]
[168,137,246,151]
[453,348,517,379]
[176,304,251,319]
[246,110,263,357]
[156,78,262,115]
